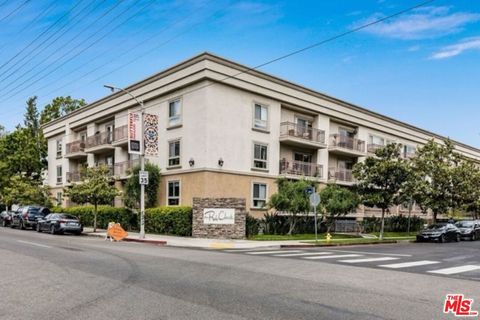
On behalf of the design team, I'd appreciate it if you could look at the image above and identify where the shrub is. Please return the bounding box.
[246,215,260,237]
[361,215,425,233]
[145,206,192,236]
[52,206,137,230]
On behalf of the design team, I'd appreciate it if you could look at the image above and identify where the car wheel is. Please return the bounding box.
[472,233,477,241]
[50,225,56,235]
[439,235,445,243]
[36,224,42,233]
[2,220,6,227]
[19,221,25,230]
[455,234,461,242]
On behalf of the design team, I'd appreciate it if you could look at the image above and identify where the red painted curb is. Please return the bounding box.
[124,238,167,245]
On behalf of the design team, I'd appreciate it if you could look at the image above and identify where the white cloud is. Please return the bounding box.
[430,37,480,59]
[355,6,480,40]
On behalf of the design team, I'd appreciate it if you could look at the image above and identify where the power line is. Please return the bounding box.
[0,0,156,101]
[0,0,31,23]
[31,0,215,103]
[0,0,121,93]
[1,0,434,130]
[0,0,86,73]
[0,0,102,86]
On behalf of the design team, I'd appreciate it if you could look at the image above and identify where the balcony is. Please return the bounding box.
[85,131,115,154]
[114,159,140,179]
[66,171,84,183]
[112,125,128,147]
[64,141,87,159]
[367,143,385,154]
[328,134,366,157]
[279,159,323,179]
[279,122,327,149]
[328,167,356,186]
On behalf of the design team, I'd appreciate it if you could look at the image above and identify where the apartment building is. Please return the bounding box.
[43,52,480,220]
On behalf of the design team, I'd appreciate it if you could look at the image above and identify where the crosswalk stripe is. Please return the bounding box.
[223,249,275,252]
[273,252,332,257]
[339,257,399,263]
[303,254,362,260]
[379,260,440,269]
[428,265,480,275]
[246,250,303,255]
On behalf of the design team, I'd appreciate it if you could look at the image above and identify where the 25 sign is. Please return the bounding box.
[139,170,149,185]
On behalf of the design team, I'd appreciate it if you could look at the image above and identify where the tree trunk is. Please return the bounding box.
[432,211,437,225]
[93,203,98,233]
[379,208,385,241]
[287,215,297,235]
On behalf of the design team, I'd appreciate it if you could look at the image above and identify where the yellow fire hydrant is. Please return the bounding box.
[326,233,332,243]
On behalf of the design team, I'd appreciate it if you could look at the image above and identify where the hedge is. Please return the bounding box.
[52,205,193,236]
[145,206,192,236]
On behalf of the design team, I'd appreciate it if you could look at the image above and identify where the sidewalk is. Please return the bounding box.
[83,228,307,249]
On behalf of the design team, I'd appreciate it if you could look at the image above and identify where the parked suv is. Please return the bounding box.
[455,220,480,241]
[11,206,51,230]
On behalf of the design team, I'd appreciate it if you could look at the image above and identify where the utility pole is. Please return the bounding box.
[104,84,146,239]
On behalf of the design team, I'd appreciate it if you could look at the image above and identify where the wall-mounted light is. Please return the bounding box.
[189,158,195,167]
[218,158,224,167]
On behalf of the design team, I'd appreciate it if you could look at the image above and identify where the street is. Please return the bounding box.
[1,228,479,320]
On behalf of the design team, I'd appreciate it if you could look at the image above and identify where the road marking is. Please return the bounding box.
[379,260,440,269]
[224,248,277,252]
[274,252,332,257]
[321,249,411,257]
[339,257,400,263]
[246,250,303,255]
[303,254,362,260]
[17,240,52,249]
[428,265,480,275]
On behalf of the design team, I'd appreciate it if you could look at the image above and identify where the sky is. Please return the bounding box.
[0,0,479,146]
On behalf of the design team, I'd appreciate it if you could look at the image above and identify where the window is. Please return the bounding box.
[167,181,180,206]
[252,183,267,208]
[56,140,62,158]
[56,165,62,184]
[168,140,181,167]
[253,103,268,130]
[369,135,385,146]
[56,192,62,205]
[404,145,416,157]
[168,99,181,127]
[253,143,268,169]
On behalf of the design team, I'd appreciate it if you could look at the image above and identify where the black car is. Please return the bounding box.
[36,214,83,235]
[416,223,461,243]
[11,206,51,230]
[0,210,14,227]
[455,220,480,241]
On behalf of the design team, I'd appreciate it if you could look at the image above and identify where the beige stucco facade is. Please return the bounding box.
[42,52,480,221]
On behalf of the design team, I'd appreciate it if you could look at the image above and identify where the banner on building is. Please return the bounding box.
[144,113,159,156]
[128,111,142,155]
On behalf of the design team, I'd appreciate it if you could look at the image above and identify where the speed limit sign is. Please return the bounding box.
[139,170,149,185]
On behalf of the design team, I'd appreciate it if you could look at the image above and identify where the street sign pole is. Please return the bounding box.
[314,196,318,242]
[308,188,321,243]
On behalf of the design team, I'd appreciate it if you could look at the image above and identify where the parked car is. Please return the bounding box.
[416,223,461,243]
[0,210,14,227]
[455,220,480,241]
[36,214,83,235]
[11,206,51,230]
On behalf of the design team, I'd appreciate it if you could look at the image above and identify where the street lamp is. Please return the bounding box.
[104,84,146,239]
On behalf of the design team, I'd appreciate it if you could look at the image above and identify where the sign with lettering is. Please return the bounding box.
[203,208,235,225]
[139,170,149,185]
[107,223,128,241]
[128,111,142,155]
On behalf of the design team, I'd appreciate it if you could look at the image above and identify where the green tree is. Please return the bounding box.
[353,143,411,240]
[451,158,480,220]
[123,162,161,209]
[40,96,87,125]
[65,166,120,232]
[268,178,315,235]
[319,185,359,233]
[1,175,51,209]
[411,139,460,223]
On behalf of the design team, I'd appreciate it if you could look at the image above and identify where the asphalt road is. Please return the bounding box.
[0,227,479,320]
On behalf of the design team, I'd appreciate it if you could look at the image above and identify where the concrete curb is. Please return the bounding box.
[280,240,398,248]
[83,232,167,245]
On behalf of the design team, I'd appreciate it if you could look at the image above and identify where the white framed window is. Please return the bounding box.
[252,143,268,170]
[369,135,385,146]
[404,145,416,157]
[167,180,180,206]
[168,98,182,127]
[168,140,181,167]
[253,103,268,130]
[56,165,62,184]
[56,140,62,158]
[252,183,267,208]
[56,192,62,205]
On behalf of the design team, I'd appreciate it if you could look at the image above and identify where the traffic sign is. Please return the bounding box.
[305,186,315,195]
[309,193,320,207]
[139,170,149,185]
